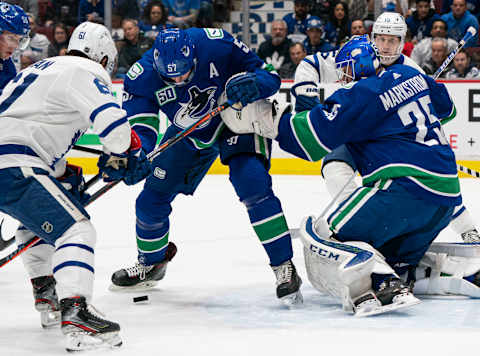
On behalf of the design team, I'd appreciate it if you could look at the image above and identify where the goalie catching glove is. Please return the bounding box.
[220,98,291,139]
[97,130,151,185]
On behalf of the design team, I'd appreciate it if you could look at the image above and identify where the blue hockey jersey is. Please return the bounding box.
[122,28,280,153]
[0,57,17,89]
[278,64,460,206]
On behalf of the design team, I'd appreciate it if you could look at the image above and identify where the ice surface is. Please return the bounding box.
[1,176,479,356]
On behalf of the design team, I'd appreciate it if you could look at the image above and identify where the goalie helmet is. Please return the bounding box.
[67,22,118,75]
[153,28,196,86]
[0,2,30,50]
[372,12,407,65]
[335,35,380,84]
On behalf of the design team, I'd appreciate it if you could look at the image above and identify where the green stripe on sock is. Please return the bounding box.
[253,215,289,243]
[137,233,168,253]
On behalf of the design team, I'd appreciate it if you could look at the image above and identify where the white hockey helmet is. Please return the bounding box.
[372,12,407,65]
[67,21,118,75]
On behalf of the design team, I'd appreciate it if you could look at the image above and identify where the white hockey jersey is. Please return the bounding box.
[292,51,425,110]
[0,56,131,174]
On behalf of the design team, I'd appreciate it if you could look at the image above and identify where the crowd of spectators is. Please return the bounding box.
[6,0,227,77]
[6,0,480,80]
[259,0,480,78]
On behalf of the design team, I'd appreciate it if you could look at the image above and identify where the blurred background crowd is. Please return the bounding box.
[7,0,480,80]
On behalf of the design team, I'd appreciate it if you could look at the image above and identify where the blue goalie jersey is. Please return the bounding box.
[278,64,460,206]
[122,28,280,153]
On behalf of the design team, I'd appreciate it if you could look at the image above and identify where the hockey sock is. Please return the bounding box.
[229,155,293,266]
[135,188,173,265]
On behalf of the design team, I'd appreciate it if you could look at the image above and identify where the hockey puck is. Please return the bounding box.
[133,295,149,303]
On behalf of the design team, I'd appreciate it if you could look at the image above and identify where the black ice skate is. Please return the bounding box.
[61,296,122,352]
[31,275,60,328]
[110,242,177,291]
[353,277,420,317]
[272,260,303,306]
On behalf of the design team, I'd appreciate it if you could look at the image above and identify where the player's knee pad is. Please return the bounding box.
[300,215,395,311]
[321,161,358,202]
[413,242,480,297]
[54,219,96,249]
[136,187,174,224]
[228,154,272,202]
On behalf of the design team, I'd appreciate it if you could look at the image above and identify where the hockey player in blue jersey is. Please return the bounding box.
[0,2,30,88]
[106,28,302,305]
[220,35,480,316]
[293,11,480,244]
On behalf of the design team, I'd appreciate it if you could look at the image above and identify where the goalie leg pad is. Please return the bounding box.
[413,242,480,297]
[300,216,395,312]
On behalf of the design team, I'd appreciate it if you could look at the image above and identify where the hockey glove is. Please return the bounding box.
[225,72,261,109]
[97,130,152,186]
[57,164,91,205]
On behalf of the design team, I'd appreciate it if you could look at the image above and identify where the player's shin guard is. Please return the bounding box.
[52,220,96,302]
[229,155,301,304]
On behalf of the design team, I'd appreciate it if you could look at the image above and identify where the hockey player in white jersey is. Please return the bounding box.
[293,11,480,244]
[0,22,150,351]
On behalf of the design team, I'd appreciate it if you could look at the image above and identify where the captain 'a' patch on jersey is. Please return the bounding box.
[171,85,217,129]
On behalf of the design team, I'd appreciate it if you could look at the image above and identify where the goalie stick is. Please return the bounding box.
[0,102,231,268]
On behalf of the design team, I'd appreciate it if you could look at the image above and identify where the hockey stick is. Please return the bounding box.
[73,145,103,155]
[83,102,231,207]
[431,26,480,179]
[0,103,231,268]
[433,26,477,79]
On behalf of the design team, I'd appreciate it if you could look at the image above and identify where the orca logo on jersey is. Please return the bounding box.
[173,86,217,129]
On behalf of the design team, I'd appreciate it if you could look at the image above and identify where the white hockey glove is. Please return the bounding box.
[220,98,291,139]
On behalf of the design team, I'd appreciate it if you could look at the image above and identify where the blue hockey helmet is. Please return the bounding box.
[153,29,196,85]
[0,2,30,50]
[335,35,380,84]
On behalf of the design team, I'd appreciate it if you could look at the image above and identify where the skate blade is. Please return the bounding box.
[109,280,158,292]
[279,290,304,308]
[65,331,122,352]
[40,310,61,328]
[354,293,421,317]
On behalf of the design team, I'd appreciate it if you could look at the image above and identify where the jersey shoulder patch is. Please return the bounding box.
[124,50,162,99]
[203,28,224,39]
